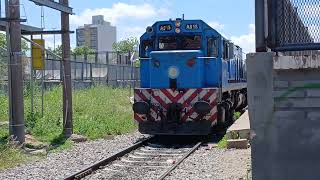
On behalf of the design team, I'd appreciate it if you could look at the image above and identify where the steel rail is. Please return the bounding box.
[63,136,154,180]
[157,141,203,180]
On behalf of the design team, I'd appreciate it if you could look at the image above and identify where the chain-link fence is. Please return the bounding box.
[45,51,140,89]
[276,0,320,50]
[0,51,140,94]
[257,0,320,52]
[0,48,8,94]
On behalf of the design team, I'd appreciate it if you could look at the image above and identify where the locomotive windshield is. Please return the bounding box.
[158,35,201,50]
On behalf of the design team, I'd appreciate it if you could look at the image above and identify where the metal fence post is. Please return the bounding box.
[117,51,120,64]
[73,62,76,80]
[106,51,109,64]
[95,52,98,64]
[81,61,84,81]
[84,53,87,80]
[90,63,93,86]
[255,0,267,52]
[128,51,131,65]
[122,66,125,87]
[106,64,109,86]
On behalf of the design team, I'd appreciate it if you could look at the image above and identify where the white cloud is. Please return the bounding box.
[119,26,145,41]
[70,3,169,27]
[208,21,225,30]
[231,24,255,54]
[43,35,61,49]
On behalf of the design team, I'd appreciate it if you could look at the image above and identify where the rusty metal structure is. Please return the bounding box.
[0,0,74,143]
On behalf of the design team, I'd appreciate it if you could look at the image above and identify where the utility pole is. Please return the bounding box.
[60,0,73,137]
[7,0,25,143]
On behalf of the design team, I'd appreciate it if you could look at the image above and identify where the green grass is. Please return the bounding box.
[0,92,8,122]
[216,112,242,149]
[0,125,32,170]
[27,86,136,142]
[233,112,242,120]
[0,85,137,169]
[217,135,227,149]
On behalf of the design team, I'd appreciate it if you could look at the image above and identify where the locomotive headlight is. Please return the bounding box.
[168,66,179,79]
[175,28,181,33]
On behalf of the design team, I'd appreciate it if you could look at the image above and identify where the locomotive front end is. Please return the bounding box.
[133,19,228,135]
[133,88,218,135]
[134,48,219,135]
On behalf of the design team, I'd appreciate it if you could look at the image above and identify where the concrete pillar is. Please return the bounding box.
[247,53,320,180]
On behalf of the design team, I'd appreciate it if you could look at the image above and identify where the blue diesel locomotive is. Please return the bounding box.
[133,18,247,135]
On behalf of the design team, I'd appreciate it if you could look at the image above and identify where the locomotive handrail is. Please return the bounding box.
[139,57,216,60]
[196,57,217,59]
[139,57,152,60]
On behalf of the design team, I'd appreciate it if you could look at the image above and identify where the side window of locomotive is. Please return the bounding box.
[208,38,218,57]
[141,40,153,58]
[223,41,229,60]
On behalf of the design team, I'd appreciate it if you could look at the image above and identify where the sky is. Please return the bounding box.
[1,0,255,53]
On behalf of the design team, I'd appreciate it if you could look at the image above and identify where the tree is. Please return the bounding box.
[72,45,95,56]
[112,37,139,53]
[0,33,29,77]
[53,45,62,57]
[47,45,62,58]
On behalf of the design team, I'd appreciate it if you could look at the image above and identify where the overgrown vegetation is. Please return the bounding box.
[29,86,135,141]
[217,135,227,149]
[217,112,243,149]
[0,86,136,169]
[0,126,31,170]
[233,112,242,120]
[72,45,95,56]
[0,92,8,122]
[112,37,139,53]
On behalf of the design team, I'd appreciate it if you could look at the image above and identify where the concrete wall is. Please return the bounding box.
[247,52,320,180]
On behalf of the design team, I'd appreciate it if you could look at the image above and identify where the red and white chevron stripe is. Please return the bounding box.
[134,88,218,126]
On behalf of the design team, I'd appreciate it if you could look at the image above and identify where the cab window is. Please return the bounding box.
[223,41,229,60]
[158,36,201,50]
[208,38,218,57]
[140,40,153,58]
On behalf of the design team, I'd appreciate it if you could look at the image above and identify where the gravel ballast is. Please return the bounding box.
[0,132,145,180]
[166,146,251,180]
[0,133,251,180]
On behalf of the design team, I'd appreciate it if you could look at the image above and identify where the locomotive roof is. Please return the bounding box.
[141,19,240,49]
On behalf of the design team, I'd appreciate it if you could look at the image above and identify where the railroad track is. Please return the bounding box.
[64,136,203,180]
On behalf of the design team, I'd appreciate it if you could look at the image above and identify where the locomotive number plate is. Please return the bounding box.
[159,24,172,31]
[186,24,199,30]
